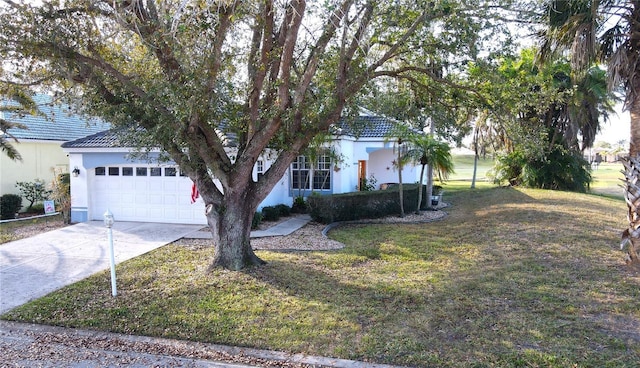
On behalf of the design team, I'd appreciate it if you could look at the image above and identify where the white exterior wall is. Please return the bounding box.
[67,152,89,222]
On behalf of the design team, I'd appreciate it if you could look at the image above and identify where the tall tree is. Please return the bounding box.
[0,0,516,270]
[537,0,640,263]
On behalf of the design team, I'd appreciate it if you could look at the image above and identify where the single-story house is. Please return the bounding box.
[0,94,110,197]
[62,109,422,225]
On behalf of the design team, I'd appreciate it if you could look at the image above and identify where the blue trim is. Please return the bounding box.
[288,189,334,198]
[366,146,386,154]
[70,207,88,223]
[82,152,167,169]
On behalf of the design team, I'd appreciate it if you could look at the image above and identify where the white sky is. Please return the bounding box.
[598,102,630,145]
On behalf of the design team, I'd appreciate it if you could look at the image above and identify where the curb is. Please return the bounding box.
[0,320,406,368]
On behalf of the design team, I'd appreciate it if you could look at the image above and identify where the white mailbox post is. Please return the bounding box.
[103,209,117,297]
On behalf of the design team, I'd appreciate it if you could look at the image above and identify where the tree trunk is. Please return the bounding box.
[622,98,640,264]
[206,193,265,271]
[471,125,479,189]
[416,163,426,214]
[397,147,405,218]
[426,163,434,210]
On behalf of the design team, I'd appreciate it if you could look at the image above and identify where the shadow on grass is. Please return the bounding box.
[3,186,638,367]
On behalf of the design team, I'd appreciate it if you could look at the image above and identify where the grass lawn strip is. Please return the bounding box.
[2,187,639,367]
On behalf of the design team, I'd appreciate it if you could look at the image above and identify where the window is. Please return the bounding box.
[108,167,119,176]
[313,155,331,190]
[164,167,177,177]
[136,167,148,176]
[291,154,331,191]
[256,160,264,180]
[95,167,105,176]
[291,156,310,190]
[150,167,162,177]
[122,167,133,176]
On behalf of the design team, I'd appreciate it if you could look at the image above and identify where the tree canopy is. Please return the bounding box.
[0,0,522,269]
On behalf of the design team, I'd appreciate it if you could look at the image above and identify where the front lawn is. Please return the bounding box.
[2,187,639,367]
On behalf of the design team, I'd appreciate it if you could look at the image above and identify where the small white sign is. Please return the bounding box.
[44,200,56,214]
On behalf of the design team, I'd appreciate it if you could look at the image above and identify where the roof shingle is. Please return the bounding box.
[62,107,412,149]
[1,94,110,142]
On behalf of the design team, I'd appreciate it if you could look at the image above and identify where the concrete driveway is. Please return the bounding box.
[0,221,202,314]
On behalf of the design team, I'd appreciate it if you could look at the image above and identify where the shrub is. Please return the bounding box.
[251,212,263,230]
[29,203,45,213]
[51,171,71,224]
[275,204,291,217]
[491,147,591,192]
[15,179,52,211]
[308,184,420,224]
[261,206,281,222]
[291,196,308,214]
[0,194,22,220]
[359,175,377,191]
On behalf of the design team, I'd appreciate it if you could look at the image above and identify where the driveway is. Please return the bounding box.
[0,221,202,314]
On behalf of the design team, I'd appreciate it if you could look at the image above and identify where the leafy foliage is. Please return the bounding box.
[15,179,51,211]
[50,172,71,224]
[0,0,524,269]
[0,194,22,220]
[492,147,591,192]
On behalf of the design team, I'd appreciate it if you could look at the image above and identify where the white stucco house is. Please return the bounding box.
[0,94,110,198]
[62,109,421,225]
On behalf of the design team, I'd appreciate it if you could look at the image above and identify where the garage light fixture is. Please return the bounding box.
[72,166,81,177]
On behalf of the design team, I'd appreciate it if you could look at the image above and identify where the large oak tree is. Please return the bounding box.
[0,0,514,270]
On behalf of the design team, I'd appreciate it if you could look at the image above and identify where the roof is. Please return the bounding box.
[1,94,110,142]
[62,107,413,149]
[61,129,121,148]
[333,107,418,138]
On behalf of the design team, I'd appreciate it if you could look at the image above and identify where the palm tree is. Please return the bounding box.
[538,0,640,263]
[405,133,454,214]
[0,119,25,161]
[393,136,411,217]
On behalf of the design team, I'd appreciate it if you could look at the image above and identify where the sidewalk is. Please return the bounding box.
[184,214,312,239]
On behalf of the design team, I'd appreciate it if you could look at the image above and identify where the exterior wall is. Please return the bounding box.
[64,136,422,224]
[0,140,69,198]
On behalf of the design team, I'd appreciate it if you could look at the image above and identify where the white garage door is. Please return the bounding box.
[90,165,207,225]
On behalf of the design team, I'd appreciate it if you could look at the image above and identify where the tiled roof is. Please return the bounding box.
[62,108,411,149]
[333,108,416,138]
[61,129,121,148]
[1,94,110,142]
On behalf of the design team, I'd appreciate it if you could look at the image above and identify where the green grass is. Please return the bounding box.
[590,162,625,198]
[449,154,495,182]
[3,187,638,367]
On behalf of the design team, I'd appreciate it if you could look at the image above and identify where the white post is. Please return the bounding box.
[103,209,117,297]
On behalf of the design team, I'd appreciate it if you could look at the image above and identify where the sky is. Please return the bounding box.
[598,102,630,145]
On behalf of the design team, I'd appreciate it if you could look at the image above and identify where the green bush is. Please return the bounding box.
[29,203,45,213]
[15,179,51,211]
[291,196,308,213]
[275,204,291,217]
[308,184,420,224]
[261,206,281,222]
[491,147,591,192]
[251,212,263,230]
[0,194,22,220]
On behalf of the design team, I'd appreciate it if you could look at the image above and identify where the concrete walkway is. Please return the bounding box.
[184,214,312,239]
[0,221,201,314]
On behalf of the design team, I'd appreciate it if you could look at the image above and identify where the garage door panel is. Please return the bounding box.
[89,165,207,225]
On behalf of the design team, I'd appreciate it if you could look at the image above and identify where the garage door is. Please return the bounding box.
[90,165,207,225]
